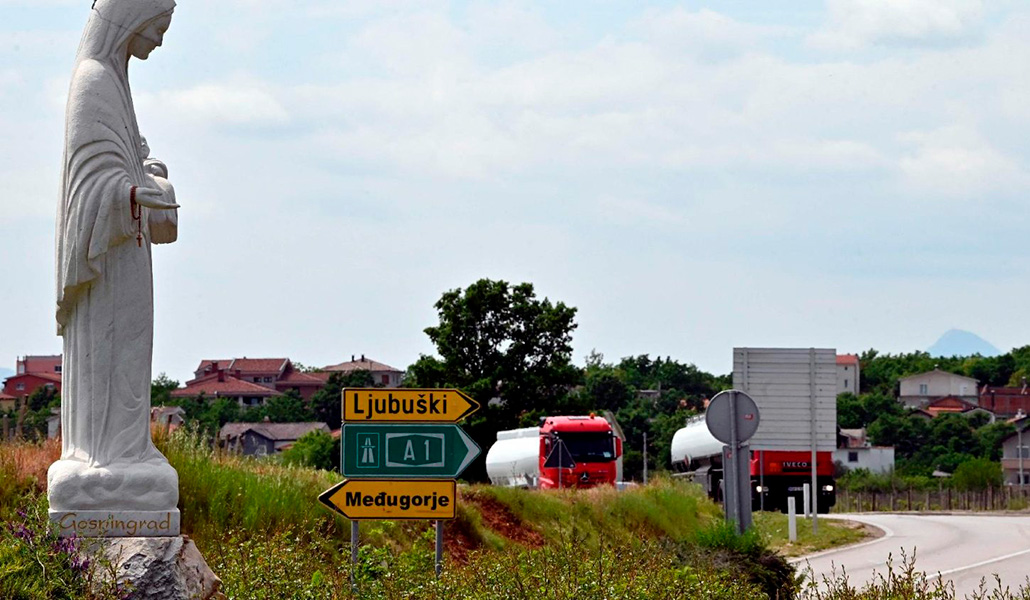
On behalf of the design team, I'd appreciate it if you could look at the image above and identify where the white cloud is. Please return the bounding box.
[137,83,290,127]
[898,126,1026,197]
[635,7,788,57]
[811,0,985,50]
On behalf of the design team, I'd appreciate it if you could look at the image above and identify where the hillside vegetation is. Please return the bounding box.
[0,430,792,599]
[2,431,1028,599]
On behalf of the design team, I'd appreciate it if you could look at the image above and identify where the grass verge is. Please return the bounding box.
[756,512,872,558]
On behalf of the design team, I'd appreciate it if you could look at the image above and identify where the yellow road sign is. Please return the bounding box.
[318,479,457,521]
[343,388,480,423]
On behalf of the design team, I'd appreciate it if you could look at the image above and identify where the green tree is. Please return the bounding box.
[837,393,865,429]
[862,393,902,420]
[151,373,180,407]
[259,390,313,423]
[17,386,60,441]
[868,412,932,472]
[310,371,375,430]
[584,371,634,413]
[408,279,580,481]
[929,414,978,456]
[280,430,338,471]
[614,355,727,409]
[952,457,1003,491]
[199,397,241,434]
[977,421,1016,461]
[573,352,722,478]
[413,279,579,415]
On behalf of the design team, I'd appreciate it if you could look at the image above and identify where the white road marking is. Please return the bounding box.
[930,547,1030,579]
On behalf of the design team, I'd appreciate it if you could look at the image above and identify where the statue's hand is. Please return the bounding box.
[134,187,179,210]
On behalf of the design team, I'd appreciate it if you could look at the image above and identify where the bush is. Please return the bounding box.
[280,430,338,472]
[694,520,798,600]
[952,458,1003,491]
[800,550,1030,599]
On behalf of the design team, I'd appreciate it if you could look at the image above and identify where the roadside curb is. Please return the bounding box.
[788,516,894,565]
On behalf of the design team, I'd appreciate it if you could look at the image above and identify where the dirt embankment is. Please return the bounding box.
[445,490,545,564]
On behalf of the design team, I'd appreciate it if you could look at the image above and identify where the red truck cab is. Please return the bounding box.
[538,415,623,489]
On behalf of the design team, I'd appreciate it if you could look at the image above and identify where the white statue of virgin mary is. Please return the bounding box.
[49,0,181,536]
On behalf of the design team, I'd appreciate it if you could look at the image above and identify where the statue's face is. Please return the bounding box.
[129,13,173,61]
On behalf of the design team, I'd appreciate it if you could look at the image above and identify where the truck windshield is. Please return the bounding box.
[556,432,615,463]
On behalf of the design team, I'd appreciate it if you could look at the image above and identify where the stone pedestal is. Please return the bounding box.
[51,510,180,538]
[93,536,221,600]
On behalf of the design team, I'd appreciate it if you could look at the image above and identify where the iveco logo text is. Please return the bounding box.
[782,461,809,469]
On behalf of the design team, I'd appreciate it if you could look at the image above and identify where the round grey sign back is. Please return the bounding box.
[705,390,760,444]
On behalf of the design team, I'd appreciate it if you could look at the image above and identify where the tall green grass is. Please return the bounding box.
[474,478,720,546]
[160,428,347,542]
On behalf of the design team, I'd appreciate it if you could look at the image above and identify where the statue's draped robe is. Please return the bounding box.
[50,0,178,512]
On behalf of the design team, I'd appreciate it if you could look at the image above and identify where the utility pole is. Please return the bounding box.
[643,432,648,485]
[1017,410,1026,487]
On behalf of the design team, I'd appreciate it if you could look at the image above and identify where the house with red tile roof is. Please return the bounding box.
[323,354,404,388]
[836,354,860,395]
[171,369,279,408]
[187,358,327,400]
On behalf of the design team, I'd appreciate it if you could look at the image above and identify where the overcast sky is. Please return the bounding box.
[1,0,1027,382]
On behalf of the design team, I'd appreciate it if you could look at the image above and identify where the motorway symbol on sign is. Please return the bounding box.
[318,479,457,521]
[343,388,480,423]
[342,424,481,478]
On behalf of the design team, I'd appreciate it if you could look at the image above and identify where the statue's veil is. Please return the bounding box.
[77,0,176,64]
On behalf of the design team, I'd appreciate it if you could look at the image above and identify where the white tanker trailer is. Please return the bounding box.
[669,416,726,499]
[486,427,542,488]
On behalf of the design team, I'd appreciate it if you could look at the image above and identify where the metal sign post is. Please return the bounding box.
[706,390,761,534]
[435,521,443,579]
[808,349,819,534]
[350,521,359,592]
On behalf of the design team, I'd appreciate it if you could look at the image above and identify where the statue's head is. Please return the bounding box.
[128,12,173,60]
[80,0,176,63]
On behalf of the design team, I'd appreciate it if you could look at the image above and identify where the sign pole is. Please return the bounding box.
[728,391,740,533]
[759,450,765,512]
[809,349,819,534]
[737,442,752,531]
[350,521,359,592]
[435,520,444,578]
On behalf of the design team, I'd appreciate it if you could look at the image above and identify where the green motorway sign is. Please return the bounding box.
[342,424,481,479]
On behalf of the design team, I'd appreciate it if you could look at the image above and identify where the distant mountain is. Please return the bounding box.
[928,330,1001,358]
[0,367,12,381]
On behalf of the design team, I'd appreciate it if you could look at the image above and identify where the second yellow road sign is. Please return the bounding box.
[319,479,457,521]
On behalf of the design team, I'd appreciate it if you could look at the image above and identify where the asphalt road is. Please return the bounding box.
[793,513,1030,597]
